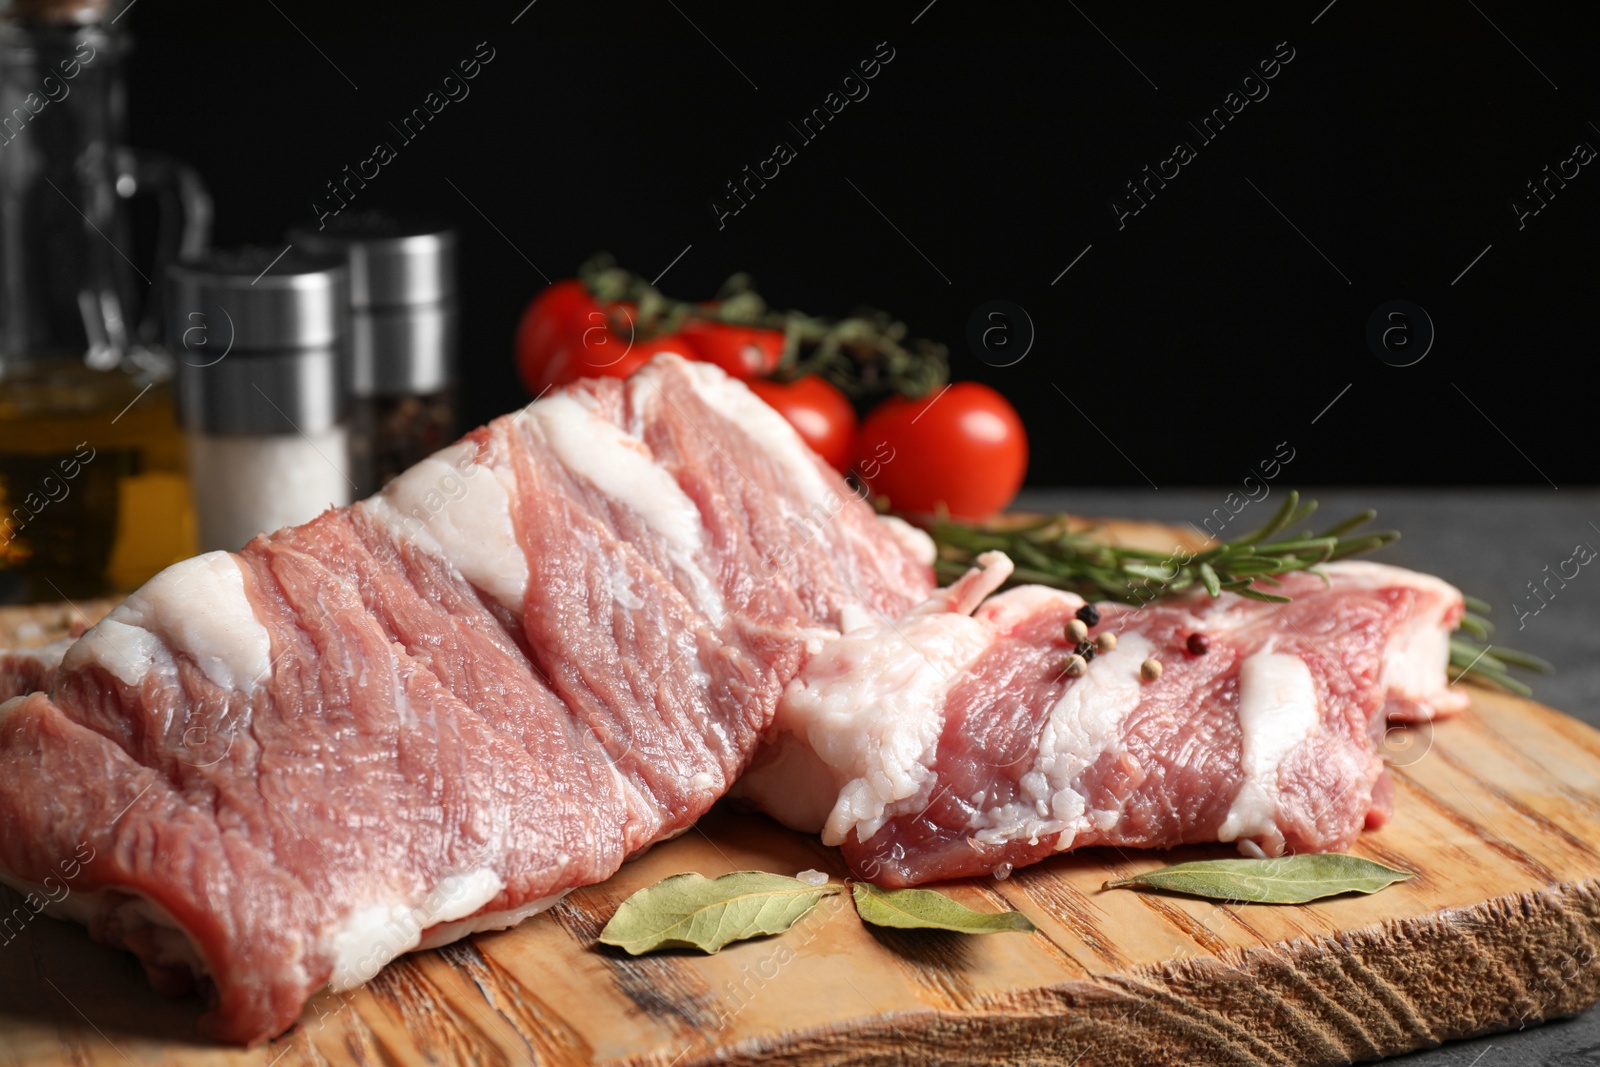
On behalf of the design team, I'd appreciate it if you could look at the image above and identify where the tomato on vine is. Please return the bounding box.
[515,280,595,394]
[854,383,1028,520]
[517,284,698,391]
[677,322,784,380]
[747,376,858,472]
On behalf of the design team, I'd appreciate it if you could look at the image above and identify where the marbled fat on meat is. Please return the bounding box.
[740,560,1465,887]
[0,355,932,1045]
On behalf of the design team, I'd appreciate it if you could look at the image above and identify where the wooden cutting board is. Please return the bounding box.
[3,521,1598,1066]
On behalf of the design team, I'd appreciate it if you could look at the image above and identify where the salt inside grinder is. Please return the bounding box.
[288,215,458,497]
[167,248,352,552]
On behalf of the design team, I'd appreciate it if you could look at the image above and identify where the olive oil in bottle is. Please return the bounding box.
[0,14,209,603]
[0,360,194,603]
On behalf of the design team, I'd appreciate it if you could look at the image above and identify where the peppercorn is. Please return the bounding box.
[1186,633,1210,656]
[1076,604,1101,627]
[1064,654,1088,678]
[1065,619,1089,643]
[1096,632,1118,653]
[1140,658,1163,682]
[1075,640,1097,662]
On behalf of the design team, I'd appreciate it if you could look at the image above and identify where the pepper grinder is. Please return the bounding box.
[167,248,351,552]
[288,214,457,497]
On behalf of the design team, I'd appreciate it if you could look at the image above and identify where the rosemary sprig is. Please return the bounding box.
[578,254,948,398]
[1447,618,1554,697]
[928,491,1550,695]
[930,492,1388,605]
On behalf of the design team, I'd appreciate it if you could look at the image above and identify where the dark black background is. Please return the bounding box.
[120,0,1596,487]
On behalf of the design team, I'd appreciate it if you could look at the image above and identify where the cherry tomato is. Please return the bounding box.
[581,333,697,384]
[520,286,698,390]
[747,376,858,472]
[854,382,1027,520]
[675,322,784,380]
[515,280,596,395]
[553,305,657,385]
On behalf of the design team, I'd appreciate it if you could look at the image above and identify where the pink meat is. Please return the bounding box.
[740,559,1464,887]
[0,354,931,1045]
[0,638,68,701]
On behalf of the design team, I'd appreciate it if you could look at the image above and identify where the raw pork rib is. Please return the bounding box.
[0,354,932,1045]
[0,638,68,702]
[738,555,1465,886]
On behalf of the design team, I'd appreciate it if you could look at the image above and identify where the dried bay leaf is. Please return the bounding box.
[599,871,842,955]
[1103,854,1413,905]
[851,882,1036,934]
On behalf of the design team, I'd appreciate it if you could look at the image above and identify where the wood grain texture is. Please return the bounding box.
[2,521,1598,1066]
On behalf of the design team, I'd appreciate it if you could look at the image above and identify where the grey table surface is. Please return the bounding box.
[1016,488,1600,1067]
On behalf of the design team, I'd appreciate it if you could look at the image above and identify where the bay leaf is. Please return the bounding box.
[599,871,843,955]
[1102,854,1413,904]
[851,882,1036,934]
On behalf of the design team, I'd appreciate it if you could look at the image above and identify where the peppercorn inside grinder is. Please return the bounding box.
[167,249,353,552]
[288,216,458,498]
